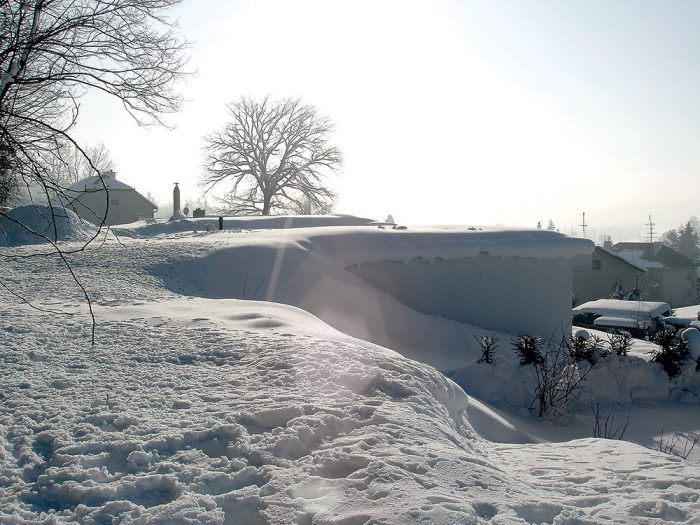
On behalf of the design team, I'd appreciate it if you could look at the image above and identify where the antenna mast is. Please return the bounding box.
[645,214,657,243]
[580,212,588,238]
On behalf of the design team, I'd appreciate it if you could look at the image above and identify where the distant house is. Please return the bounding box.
[65,171,157,226]
[573,246,646,305]
[612,242,699,307]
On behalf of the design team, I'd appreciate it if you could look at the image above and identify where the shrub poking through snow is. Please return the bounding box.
[512,335,545,366]
[530,339,595,418]
[607,331,634,356]
[591,404,630,440]
[650,326,690,377]
[474,333,500,364]
[565,333,604,365]
[656,429,700,459]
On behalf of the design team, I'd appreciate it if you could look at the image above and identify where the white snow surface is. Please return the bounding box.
[1,224,699,523]
[0,206,98,246]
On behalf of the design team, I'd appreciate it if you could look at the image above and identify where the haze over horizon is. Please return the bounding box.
[71,0,700,242]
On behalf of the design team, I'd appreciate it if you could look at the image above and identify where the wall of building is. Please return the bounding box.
[661,267,696,307]
[71,189,155,225]
[347,254,574,338]
[573,250,641,305]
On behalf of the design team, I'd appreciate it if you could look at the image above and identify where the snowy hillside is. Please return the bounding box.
[1,218,699,523]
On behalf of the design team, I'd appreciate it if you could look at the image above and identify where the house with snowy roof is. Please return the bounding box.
[572,246,646,305]
[612,242,699,307]
[65,171,157,226]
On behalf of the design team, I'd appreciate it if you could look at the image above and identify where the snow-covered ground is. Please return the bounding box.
[2,215,700,523]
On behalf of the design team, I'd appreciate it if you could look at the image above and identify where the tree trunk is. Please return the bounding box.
[262,194,271,215]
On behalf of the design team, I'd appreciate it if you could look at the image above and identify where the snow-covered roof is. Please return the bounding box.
[305,227,594,264]
[595,246,647,272]
[613,249,664,269]
[612,242,697,268]
[65,175,157,209]
[573,299,671,320]
[66,175,136,193]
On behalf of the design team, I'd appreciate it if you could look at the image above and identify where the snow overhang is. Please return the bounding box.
[298,226,595,267]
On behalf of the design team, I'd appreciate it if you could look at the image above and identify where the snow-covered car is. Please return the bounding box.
[572,298,671,338]
[662,304,700,328]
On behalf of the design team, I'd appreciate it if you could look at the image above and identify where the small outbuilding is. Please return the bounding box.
[573,245,646,305]
[612,242,699,307]
[65,171,157,226]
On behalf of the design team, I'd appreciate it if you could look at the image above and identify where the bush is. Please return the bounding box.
[474,334,499,364]
[650,326,689,377]
[565,333,604,365]
[607,331,633,356]
[530,339,594,418]
[512,335,545,366]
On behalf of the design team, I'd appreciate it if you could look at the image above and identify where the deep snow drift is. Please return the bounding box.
[0,206,97,246]
[1,217,699,523]
[3,298,699,524]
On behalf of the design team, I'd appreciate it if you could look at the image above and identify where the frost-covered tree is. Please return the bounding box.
[53,143,116,186]
[662,220,699,260]
[546,220,556,231]
[610,278,624,300]
[202,97,342,216]
[661,228,681,250]
[677,221,700,260]
[285,194,334,215]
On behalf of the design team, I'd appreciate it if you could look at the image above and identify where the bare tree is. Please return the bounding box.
[53,142,116,186]
[0,0,188,342]
[202,97,342,216]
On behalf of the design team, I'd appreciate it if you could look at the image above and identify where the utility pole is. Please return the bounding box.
[580,212,588,239]
[645,214,657,243]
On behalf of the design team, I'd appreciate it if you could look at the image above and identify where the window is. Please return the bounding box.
[592,259,601,270]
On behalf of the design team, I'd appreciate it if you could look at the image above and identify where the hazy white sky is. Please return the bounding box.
[73,0,700,240]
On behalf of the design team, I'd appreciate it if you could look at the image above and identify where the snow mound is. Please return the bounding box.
[2,298,699,524]
[0,205,97,246]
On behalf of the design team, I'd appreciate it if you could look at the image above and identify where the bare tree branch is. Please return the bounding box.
[0,0,188,343]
